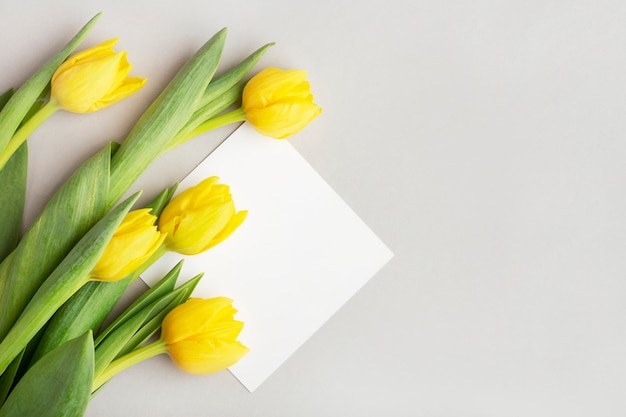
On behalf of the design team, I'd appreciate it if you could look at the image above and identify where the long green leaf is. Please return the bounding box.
[93,273,202,377]
[0,90,13,110]
[201,42,273,104]
[0,353,22,407]
[0,332,93,417]
[93,298,163,377]
[0,138,26,263]
[30,186,180,365]
[107,28,228,204]
[0,192,139,374]
[0,142,114,340]
[177,42,273,136]
[0,85,49,263]
[94,261,183,346]
[0,87,18,263]
[115,274,203,358]
[0,14,100,154]
[144,184,178,218]
[28,277,131,365]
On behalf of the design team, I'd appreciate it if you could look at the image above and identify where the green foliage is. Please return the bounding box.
[93,273,202,378]
[0,14,100,154]
[107,28,228,204]
[0,192,139,374]
[0,144,114,340]
[0,332,93,417]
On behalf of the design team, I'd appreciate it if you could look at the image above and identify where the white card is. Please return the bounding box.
[140,123,393,391]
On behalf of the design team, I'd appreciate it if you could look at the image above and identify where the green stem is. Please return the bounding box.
[166,107,246,152]
[0,100,58,171]
[92,340,168,391]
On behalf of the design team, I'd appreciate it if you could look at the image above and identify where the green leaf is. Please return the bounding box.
[0,87,19,263]
[93,297,165,377]
[108,28,228,205]
[0,327,47,407]
[28,277,131,366]
[29,189,176,369]
[0,14,100,154]
[0,332,93,417]
[115,274,202,357]
[0,192,140,375]
[0,142,114,341]
[0,89,13,109]
[95,261,183,346]
[201,42,273,105]
[0,84,54,264]
[0,139,26,263]
[94,273,202,377]
[169,43,273,149]
[0,353,23,407]
[145,183,178,219]
[30,185,181,365]
[167,82,245,150]
[19,84,50,125]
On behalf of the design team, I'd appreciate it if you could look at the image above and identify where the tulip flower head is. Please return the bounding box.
[0,36,147,172]
[242,67,322,139]
[51,38,146,113]
[91,296,249,391]
[161,297,249,374]
[90,209,165,281]
[159,177,247,255]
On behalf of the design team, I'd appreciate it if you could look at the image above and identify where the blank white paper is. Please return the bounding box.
[140,123,393,391]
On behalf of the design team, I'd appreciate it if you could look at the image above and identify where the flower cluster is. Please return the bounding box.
[0,14,320,417]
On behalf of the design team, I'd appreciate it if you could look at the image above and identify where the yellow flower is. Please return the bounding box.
[51,38,146,113]
[92,297,248,389]
[90,209,165,281]
[159,177,247,255]
[242,67,321,139]
[161,297,249,374]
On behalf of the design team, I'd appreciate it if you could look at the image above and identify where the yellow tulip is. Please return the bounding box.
[161,297,249,374]
[242,67,321,139]
[91,296,248,390]
[51,38,146,113]
[159,177,247,255]
[90,209,165,281]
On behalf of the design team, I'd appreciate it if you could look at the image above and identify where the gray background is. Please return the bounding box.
[2,0,626,415]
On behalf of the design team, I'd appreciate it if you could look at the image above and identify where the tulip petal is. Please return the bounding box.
[96,77,147,110]
[51,39,119,84]
[205,210,248,251]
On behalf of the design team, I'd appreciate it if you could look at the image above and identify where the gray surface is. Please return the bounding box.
[2,0,626,415]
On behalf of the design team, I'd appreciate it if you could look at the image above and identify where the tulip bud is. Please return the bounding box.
[242,67,321,139]
[51,39,146,113]
[90,209,165,282]
[159,177,247,255]
[162,297,249,374]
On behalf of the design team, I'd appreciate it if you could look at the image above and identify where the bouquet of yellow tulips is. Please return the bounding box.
[0,13,320,417]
